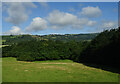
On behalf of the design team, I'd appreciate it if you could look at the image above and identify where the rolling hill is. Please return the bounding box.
[2,33,98,45]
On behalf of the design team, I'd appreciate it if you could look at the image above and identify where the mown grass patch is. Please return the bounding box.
[2,57,119,82]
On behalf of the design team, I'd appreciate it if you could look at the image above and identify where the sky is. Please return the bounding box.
[2,2,118,35]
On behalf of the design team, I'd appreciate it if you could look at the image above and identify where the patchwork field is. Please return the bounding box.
[2,57,119,82]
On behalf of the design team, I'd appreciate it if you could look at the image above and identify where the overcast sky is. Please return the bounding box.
[2,2,118,35]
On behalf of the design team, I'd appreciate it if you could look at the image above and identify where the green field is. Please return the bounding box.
[0,45,9,48]
[2,57,119,82]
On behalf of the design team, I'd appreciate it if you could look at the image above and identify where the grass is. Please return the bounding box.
[2,40,6,42]
[0,45,9,48]
[0,40,6,45]
[2,57,119,82]
[0,58,1,83]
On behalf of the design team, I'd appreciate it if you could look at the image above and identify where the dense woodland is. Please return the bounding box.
[78,28,120,67]
[2,40,89,61]
[2,27,120,69]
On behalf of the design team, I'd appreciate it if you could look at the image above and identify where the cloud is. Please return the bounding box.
[47,10,97,29]
[72,18,97,28]
[87,20,97,27]
[81,6,102,18]
[101,21,117,29]
[4,2,37,25]
[25,17,48,32]
[4,26,23,35]
[47,10,78,26]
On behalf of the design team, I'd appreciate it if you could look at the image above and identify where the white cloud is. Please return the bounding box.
[101,21,117,29]
[72,18,97,28]
[87,20,97,27]
[25,17,48,32]
[4,2,37,25]
[4,26,23,35]
[81,6,102,18]
[47,10,78,26]
[72,18,88,28]
[47,10,97,29]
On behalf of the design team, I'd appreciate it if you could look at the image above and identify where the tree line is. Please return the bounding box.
[2,40,89,61]
[77,27,120,67]
[2,27,120,68]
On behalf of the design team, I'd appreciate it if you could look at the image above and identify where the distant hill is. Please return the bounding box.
[36,33,99,41]
[2,35,36,45]
[2,33,99,45]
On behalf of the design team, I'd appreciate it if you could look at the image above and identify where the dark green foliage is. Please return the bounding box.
[2,39,89,61]
[78,27,120,67]
[17,52,35,61]
[2,45,17,57]
[2,35,36,45]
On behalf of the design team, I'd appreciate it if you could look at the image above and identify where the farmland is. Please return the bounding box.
[2,28,120,82]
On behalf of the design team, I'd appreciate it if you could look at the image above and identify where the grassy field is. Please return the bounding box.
[0,45,9,48]
[2,57,119,82]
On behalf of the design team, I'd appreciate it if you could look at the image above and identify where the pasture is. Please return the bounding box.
[2,57,119,82]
